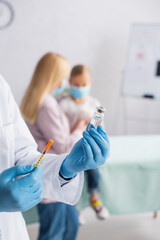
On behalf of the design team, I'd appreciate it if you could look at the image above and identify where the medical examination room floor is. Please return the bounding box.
[27,207,160,240]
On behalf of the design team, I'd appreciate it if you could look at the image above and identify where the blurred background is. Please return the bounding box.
[1,0,160,136]
[1,0,160,239]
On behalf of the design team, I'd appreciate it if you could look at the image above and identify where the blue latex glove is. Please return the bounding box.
[60,124,110,178]
[0,165,43,212]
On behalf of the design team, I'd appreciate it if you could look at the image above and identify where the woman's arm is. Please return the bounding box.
[36,102,82,154]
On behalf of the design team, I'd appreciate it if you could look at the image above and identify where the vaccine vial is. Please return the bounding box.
[87,106,106,131]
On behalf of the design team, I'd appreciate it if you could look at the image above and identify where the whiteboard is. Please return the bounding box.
[123,24,160,99]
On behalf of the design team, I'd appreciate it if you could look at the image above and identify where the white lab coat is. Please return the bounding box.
[0,75,84,240]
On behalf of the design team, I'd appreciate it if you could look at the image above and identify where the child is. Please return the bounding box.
[59,65,109,220]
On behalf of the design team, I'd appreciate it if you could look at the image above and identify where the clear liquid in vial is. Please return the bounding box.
[87,106,105,131]
[90,116,103,128]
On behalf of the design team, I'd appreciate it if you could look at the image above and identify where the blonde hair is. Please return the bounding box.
[21,52,70,124]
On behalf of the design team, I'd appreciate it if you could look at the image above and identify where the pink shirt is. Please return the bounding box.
[27,93,82,203]
[27,93,82,154]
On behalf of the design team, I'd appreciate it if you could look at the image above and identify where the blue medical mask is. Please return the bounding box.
[70,86,90,99]
[52,81,67,96]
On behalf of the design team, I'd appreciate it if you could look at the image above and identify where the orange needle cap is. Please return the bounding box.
[44,139,54,152]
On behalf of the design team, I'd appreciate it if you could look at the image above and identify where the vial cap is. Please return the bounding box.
[96,106,106,113]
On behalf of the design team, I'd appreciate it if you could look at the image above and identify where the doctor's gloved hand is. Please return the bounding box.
[0,165,43,212]
[60,124,110,179]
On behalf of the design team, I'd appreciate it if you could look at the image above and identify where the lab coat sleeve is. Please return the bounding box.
[2,77,84,205]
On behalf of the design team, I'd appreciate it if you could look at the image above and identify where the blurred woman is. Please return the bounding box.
[21,52,87,240]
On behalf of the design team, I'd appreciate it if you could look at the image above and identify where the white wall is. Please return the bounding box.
[1,0,160,135]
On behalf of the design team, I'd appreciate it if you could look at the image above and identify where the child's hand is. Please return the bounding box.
[77,120,88,132]
[71,120,87,133]
[85,117,91,126]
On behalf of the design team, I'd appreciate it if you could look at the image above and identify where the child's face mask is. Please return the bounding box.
[70,86,90,99]
[52,81,67,96]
